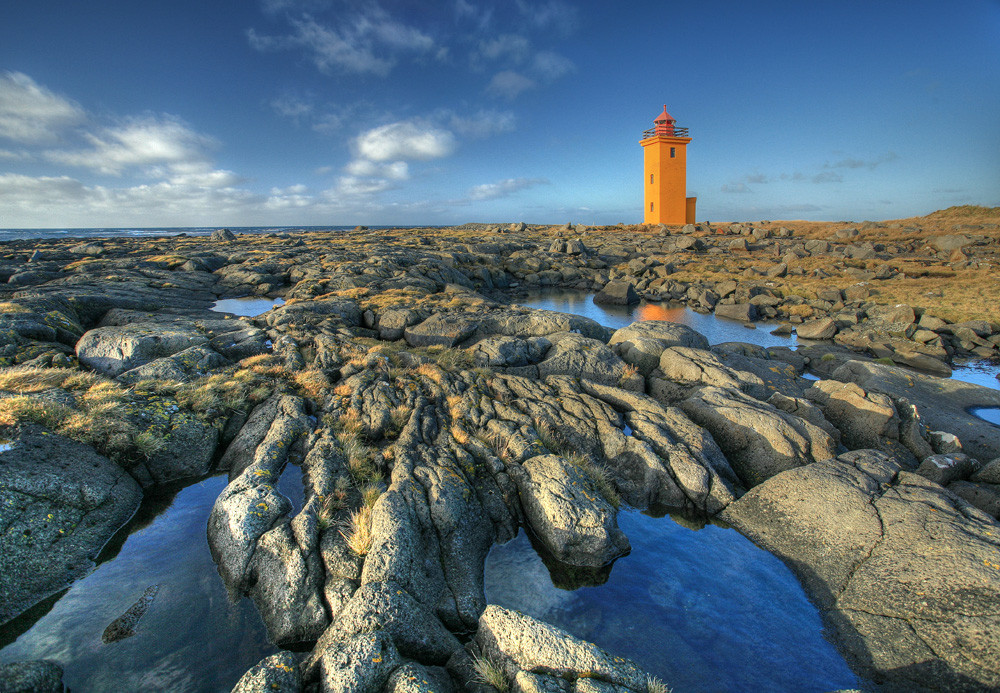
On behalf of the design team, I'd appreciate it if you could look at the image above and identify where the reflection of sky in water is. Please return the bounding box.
[519,290,1000,392]
[518,290,797,349]
[970,407,1000,426]
[485,512,863,693]
[952,360,1000,392]
[210,297,285,317]
[0,476,276,692]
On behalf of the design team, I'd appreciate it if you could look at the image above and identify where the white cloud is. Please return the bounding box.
[721,182,752,194]
[248,9,434,77]
[46,115,216,176]
[468,177,547,200]
[0,72,86,144]
[331,175,396,197]
[354,121,456,162]
[344,159,409,180]
[486,71,536,100]
[0,172,261,228]
[166,162,244,188]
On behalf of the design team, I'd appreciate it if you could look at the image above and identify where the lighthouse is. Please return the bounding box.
[640,105,696,225]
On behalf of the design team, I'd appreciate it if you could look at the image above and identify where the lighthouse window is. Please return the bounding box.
[650,173,654,184]
[650,202,654,212]
[670,147,676,158]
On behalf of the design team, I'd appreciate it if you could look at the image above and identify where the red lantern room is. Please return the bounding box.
[653,105,675,136]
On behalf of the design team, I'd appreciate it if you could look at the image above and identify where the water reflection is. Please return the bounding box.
[969,407,1000,426]
[485,511,862,693]
[0,475,276,692]
[518,290,797,349]
[210,297,285,317]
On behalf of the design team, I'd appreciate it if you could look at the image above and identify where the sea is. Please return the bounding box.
[0,226,396,243]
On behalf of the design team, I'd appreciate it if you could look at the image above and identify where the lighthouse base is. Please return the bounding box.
[686,197,697,224]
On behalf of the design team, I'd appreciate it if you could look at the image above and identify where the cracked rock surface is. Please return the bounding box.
[722,449,1000,692]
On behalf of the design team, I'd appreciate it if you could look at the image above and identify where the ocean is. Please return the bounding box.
[0,226,371,243]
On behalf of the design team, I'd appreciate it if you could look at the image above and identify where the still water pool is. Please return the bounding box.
[210,297,285,317]
[486,512,863,692]
[0,476,277,692]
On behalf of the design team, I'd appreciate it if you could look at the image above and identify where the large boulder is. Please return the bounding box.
[404,312,480,348]
[829,360,1000,463]
[75,322,208,377]
[722,449,1000,691]
[796,317,838,340]
[475,605,649,691]
[311,581,462,664]
[655,346,768,399]
[714,302,758,322]
[536,333,643,391]
[316,630,402,692]
[231,652,301,693]
[680,386,837,487]
[511,454,630,568]
[594,281,639,306]
[609,321,709,375]
[0,426,143,625]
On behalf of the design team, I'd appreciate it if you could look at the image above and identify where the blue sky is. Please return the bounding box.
[1,0,998,228]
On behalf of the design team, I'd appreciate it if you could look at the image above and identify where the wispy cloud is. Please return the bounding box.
[515,0,579,36]
[0,72,86,144]
[478,34,532,64]
[247,6,435,77]
[447,109,516,138]
[468,177,548,200]
[531,50,574,81]
[486,71,536,100]
[824,151,899,170]
[811,171,843,184]
[721,182,752,194]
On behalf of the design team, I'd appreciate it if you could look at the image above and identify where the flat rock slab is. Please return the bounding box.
[0,425,143,625]
[75,323,208,377]
[723,449,1000,692]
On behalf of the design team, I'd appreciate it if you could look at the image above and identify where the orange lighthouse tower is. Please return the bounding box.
[640,105,695,225]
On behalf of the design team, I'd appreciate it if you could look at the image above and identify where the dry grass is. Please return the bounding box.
[646,675,672,693]
[341,505,374,555]
[565,451,621,508]
[471,655,509,692]
[0,371,166,465]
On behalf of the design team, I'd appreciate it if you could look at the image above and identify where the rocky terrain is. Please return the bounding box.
[1,214,999,692]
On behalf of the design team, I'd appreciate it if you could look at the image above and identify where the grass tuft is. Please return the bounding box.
[565,451,621,508]
[472,655,509,692]
[646,674,672,693]
[341,505,374,556]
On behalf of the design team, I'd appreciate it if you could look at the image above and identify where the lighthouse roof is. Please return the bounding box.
[654,104,674,123]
